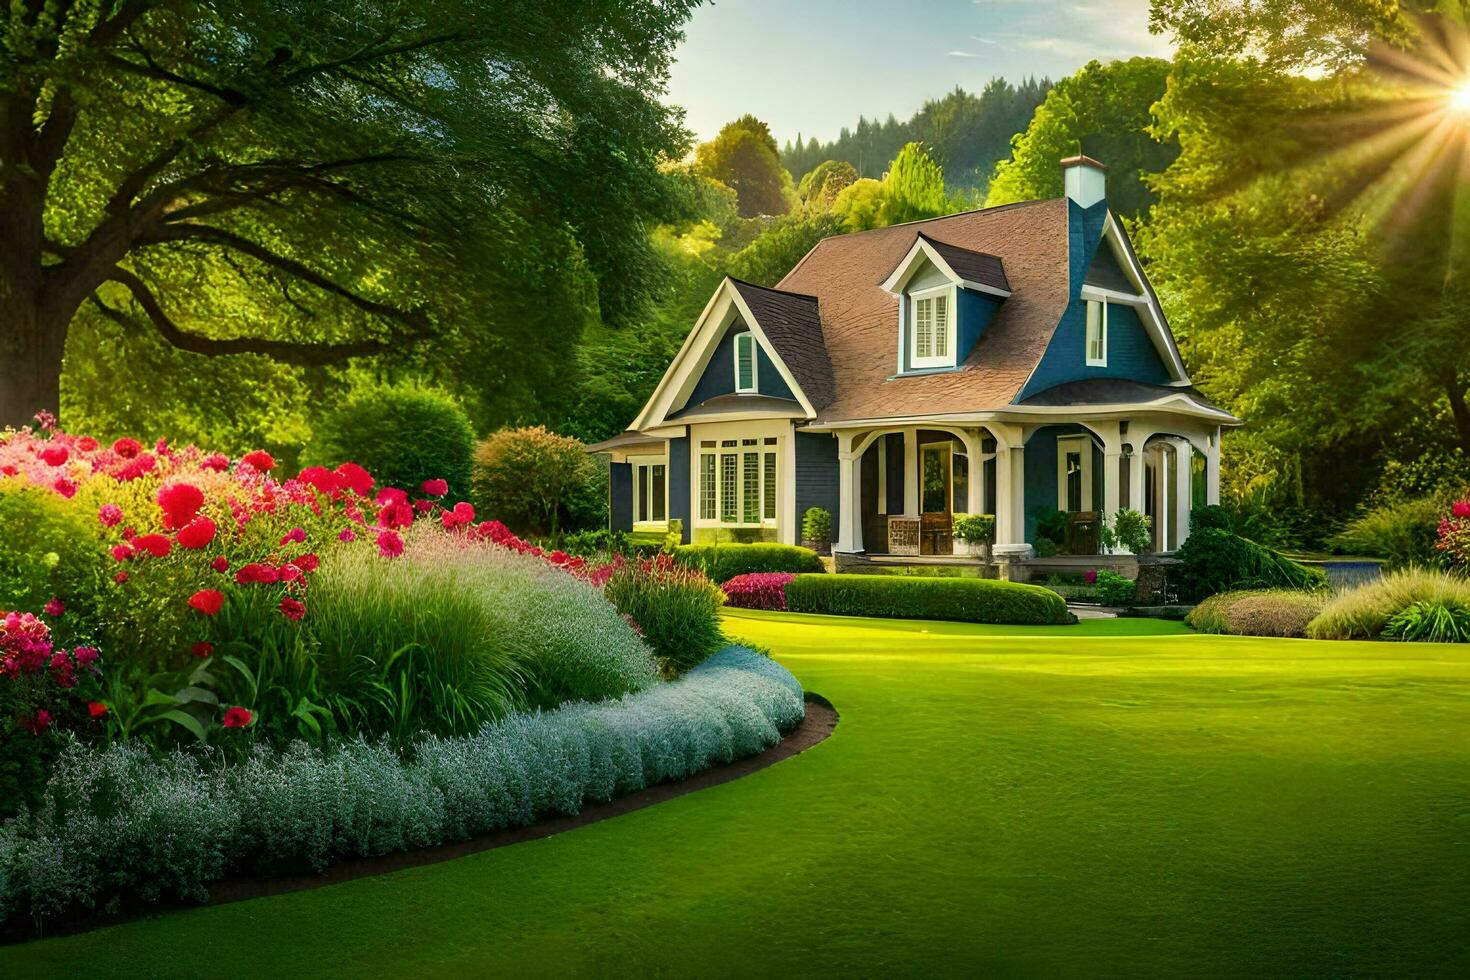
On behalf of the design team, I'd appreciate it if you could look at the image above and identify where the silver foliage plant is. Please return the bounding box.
[0,648,805,926]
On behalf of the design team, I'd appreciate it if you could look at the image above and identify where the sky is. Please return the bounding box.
[666,0,1173,144]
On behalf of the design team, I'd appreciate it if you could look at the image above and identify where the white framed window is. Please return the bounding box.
[630,456,667,525]
[909,285,954,369]
[1085,299,1108,366]
[734,332,758,393]
[698,435,779,527]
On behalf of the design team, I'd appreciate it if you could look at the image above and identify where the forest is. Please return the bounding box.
[2,0,1467,554]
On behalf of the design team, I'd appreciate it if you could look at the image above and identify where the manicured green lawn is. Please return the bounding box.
[6,612,1470,976]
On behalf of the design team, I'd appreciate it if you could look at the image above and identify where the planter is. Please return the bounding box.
[802,538,832,556]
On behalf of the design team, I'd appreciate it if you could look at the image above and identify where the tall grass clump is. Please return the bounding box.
[309,530,658,735]
[1306,568,1470,640]
[603,554,727,674]
[1186,590,1327,638]
[1328,497,1445,568]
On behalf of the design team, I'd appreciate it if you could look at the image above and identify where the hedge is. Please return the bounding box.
[674,543,823,583]
[783,574,1073,625]
[0,648,804,929]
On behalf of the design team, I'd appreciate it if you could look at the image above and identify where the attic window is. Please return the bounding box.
[1085,299,1108,367]
[910,286,954,369]
[734,332,758,392]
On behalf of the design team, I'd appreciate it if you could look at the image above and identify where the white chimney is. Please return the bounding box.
[1061,155,1106,208]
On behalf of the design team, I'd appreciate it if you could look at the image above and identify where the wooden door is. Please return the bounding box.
[920,443,953,555]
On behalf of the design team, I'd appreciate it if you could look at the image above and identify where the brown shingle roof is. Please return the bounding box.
[729,278,835,411]
[916,232,1011,292]
[776,199,1070,423]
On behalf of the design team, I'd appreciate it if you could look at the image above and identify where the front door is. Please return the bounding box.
[920,443,953,555]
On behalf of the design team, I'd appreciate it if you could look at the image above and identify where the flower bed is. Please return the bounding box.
[722,573,795,611]
[0,647,804,928]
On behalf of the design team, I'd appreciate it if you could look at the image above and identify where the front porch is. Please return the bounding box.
[824,415,1222,563]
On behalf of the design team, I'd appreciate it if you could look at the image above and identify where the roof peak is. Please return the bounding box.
[726,276,818,302]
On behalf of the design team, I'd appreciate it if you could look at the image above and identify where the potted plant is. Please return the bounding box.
[1101,508,1152,556]
[802,507,832,555]
[952,513,996,559]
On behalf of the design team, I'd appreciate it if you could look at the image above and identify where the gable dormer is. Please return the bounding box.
[879,232,1010,375]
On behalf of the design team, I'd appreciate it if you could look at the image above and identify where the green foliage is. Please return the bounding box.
[1148,0,1415,71]
[1307,568,1470,641]
[797,160,859,208]
[953,513,996,544]
[472,426,599,536]
[673,544,825,583]
[1328,498,1445,568]
[987,58,1178,219]
[1092,569,1138,607]
[1101,509,1153,555]
[603,557,727,674]
[830,178,890,232]
[1382,599,1470,644]
[1173,529,1327,602]
[0,481,111,642]
[1032,507,1068,550]
[801,508,833,547]
[693,116,794,218]
[308,381,475,500]
[1190,504,1234,534]
[783,574,1074,625]
[881,143,951,225]
[728,211,844,286]
[1186,589,1328,638]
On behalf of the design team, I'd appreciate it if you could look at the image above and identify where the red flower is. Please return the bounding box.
[200,452,230,472]
[242,449,276,471]
[291,552,319,573]
[278,596,306,621]
[22,709,52,734]
[421,478,448,497]
[157,482,205,528]
[235,563,279,585]
[132,533,172,558]
[43,597,64,617]
[40,445,68,466]
[76,436,98,453]
[112,437,143,459]
[279,526,306,544]
[113,570,129,583]
[110,543,134,562]
[1454,500,1470,519]
[452,501,475,524]
[211,555,230,573]
[53,476,76,498]
[377,529,404,558]
[338,528,356,542]
[377,500,414,530]
[297,466,341,494]
[87,701,108,718]
[334,461,375,496]
[222,706,254,728]
[176,516,217,549]
[414,498,433,513]
[188,589,225,616]
[98,503,123,526]
[74,646,98,666]
[192,641,214,658]
[278,564,302,582]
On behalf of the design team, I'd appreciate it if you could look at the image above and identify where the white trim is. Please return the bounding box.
[1085,298,1108,367]
[1080,284,1144,305]
[1101,211,1190,385]
[733,332,758,394]
[800,395,1242,430]
[1055,434,1094,512]
[909,284,956,369]
[879,236,1012,298]
[690,421,786,534]
[628,453,669,527]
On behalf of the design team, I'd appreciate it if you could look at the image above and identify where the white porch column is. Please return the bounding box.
[1172,438,1193,550]
[902,427,919,516]
[961,429,984,515]
[1097,420,1124,520]
[834,432,864,554]
[1205,427,1221,505]
[990,423,1028,550]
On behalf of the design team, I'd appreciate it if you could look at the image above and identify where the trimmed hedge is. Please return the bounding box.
[1186,589,1327,638]
[783,574,1073,625]
[674,543,823,583]
[0,648,804,928]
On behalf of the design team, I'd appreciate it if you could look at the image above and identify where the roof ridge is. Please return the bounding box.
[727,276,819,302]
[914,230,1006,263]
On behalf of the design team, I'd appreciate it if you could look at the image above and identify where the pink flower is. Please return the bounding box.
[291,553,319,573]
[43,597,64,617]
[76,436,98,453]
[338,528,357,542]
[334,462,374,496]
[278,596,306,621]
[375,487,408,506]
[1084,569,1098,585]
[298,466,341,494]
[40,445,68,466]
[278,564,301,582]
[110,543,134,562]
[112,437,143,459]
[73,646,99,666]
[53,476,76,498]
[222,706,254,728]
[241,449,276,471]
[157,482,205,528]
[279,526,306,544]
[452,501,474,523]
[113,570,129,583]
[23,709,52,734]
[200,452,230,472]
[235,563,279,585]
[211,556,230,573]
[188,589,226,616]
[414,498,433,513]
[377,529,404,558]
[377,499,414,530]
[421,478,448,497]
[33,411,56,432]
[176,516,217,549]
[98,503,123,527]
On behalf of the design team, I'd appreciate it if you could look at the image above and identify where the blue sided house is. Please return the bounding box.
[590,157,1240,569]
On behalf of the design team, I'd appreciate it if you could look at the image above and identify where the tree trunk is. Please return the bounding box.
[0,298,65,429]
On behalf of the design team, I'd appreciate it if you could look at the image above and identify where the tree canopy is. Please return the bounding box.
[692,115,793,218]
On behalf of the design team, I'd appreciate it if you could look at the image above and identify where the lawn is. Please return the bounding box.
[5,612,1470,976]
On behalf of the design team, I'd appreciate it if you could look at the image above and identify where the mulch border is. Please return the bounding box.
[4,693,838,944]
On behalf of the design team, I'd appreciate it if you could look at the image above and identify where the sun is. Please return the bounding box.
[1449,80,1470,113]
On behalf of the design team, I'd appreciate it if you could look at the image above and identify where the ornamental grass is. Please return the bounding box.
[1306,568,1470,641]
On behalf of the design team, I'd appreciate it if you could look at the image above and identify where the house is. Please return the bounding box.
[589,156,1240,572]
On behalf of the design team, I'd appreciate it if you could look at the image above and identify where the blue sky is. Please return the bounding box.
[666,0,1172,144]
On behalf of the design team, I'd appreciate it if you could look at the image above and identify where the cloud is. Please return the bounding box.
[947,50,981,58]
[968,35,1000,45]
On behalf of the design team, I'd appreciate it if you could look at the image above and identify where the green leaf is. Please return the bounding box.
[174,685,220,706]
[160,709,208,742]
[222,654,259,704]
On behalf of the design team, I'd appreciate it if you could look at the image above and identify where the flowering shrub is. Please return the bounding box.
[1436,494,1470,569]
[603,554,727,674]
[721,573,794,611]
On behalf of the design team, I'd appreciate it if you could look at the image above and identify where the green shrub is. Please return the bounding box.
[953,513,996,544]
[472,425,598,537]
[309,381,475,501]
[1187,589,1327,638]
[0,481,111,645]
[801,507,832,548]
[1101,508,1152,555]
[603,555,727,674]
[1328,497,1444,568]
[1308,568,1470,640]
[1093,569,1137,606]
[783,574,1073,625]
[673,543,824,583]
[1190,504,1233,533]
[1382,600,1470,643]
[1033,506,1067,551]
[1173,528,1326,602]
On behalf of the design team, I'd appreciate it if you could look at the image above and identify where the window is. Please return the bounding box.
[951,450,969,514]
[632,459,666,524]
[734,332,757,392]
[1085,299,1108,366]
[698,437,780,527]
[910,287,953,369]
[1056,435,1095,513]
[1065,452,1083,512]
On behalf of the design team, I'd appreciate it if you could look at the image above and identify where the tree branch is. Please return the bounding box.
[99,269,405,365]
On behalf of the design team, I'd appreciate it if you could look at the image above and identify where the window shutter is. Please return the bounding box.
[934,294,948,357]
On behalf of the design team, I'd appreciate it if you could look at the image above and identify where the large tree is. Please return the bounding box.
[693,115,792,218]
[0,0,697,427]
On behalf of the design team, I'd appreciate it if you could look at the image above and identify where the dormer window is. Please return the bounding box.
[1085,299,1108,366]
[910,286,954,369]
[734,332,758,392]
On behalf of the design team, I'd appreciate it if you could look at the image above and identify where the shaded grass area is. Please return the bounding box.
[6,612,1470,976]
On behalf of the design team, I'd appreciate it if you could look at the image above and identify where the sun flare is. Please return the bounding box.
[1449,80,1470,113]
